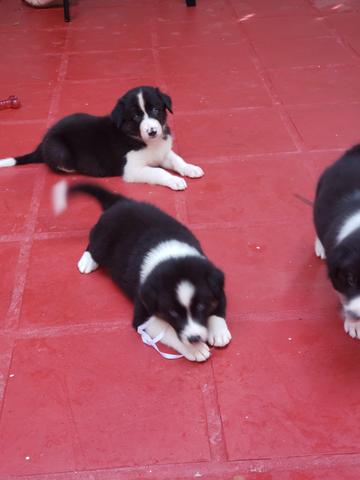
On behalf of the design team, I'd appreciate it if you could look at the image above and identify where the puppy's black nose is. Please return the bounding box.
[148,130,157,137]
[188,335,201,344]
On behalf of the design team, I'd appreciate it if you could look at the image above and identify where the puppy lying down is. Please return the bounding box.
[53,181,232,361]
[0,86,203,191]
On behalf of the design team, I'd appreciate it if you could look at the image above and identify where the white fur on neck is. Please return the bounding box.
[140,240,203,283]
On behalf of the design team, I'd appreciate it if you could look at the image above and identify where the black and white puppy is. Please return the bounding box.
[314,144,360,339]
[0,86,203,191]
[53,181,231,361]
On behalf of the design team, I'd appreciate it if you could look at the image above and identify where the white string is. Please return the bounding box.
[137,323,183,360]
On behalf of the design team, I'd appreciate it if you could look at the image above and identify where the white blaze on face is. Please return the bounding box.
[137,91,162,142]
[176,280,208,344]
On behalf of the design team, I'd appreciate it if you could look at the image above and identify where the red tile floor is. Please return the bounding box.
[0,0,360,478]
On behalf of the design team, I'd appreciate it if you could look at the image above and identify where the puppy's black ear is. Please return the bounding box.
[208,267,225,298]
[111,99,125,128]
[140,281,158,314]
[156,88,173,114]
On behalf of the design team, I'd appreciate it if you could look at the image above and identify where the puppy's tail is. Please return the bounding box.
[52,181,125,216]
[0,145,43,168]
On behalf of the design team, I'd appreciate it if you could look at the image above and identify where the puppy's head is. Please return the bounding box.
[111,86,172,143]
[328,241,360,320]
[140,258,225,345]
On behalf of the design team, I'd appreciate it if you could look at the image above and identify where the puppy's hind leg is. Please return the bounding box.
[78,250,99,274]
[42,137,76,173]
[315,236,326,259]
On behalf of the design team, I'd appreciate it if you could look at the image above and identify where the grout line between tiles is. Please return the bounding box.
[4,28,71,330]
[5,450,360,480]
[200,362,228,462]
[0,307,338,341]
[228,0,308,152]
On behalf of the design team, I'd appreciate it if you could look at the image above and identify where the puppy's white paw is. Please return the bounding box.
[344,318,360,339]
[78,251,99,274]
[180,163,204,178]
[207,315,232,347]
[167,176,187,191]
[315,237,326,259]
[182,342,211,362]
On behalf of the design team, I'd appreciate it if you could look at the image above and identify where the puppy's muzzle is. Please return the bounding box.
[148,128,158,138]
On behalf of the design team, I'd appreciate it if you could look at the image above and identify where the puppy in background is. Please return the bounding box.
[53,181,231,361]
[0,86,203,191]
[314,145,360,339]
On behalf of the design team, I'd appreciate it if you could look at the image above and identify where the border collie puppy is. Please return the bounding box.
[53,181,231,361]
[0,86,203,191]
[314,145,360,339]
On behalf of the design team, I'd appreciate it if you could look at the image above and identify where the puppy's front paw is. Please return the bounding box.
[78,251,99,274]
[344,318,360,339]
[167,176,187,191]
[182,342,211,362]
[180,163,204,178]
[207,315,232,347]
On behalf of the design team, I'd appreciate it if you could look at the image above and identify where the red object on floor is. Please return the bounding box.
[1,0,360,479]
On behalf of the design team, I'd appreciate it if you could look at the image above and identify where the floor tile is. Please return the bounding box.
[167,69,272,112]
[253,36,357,68]
[67,24,153,52]
[0,243,20,323]
[158,42,255,76]
[242,15,332,40]
[0,54,61,84]
[287,103,360,149]
[195,221,334,317]
[214,320,360,460]
[0,28,66,56]
[156,19,243,47]
[269,65,360,105]
[325,12,360,37]
[174,109,296,157]
[0,122,47,159]
[312,0,359,13]
[66,50,155,81]
[0,81,53,121]
[232,0,318,18]
[20,237,133,327]
[0,169,36,235]
[0,332,211,475]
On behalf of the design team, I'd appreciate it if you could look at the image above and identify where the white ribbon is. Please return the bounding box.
[137,323,183,360]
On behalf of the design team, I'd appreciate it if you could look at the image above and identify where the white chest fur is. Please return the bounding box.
[124,135,172,172]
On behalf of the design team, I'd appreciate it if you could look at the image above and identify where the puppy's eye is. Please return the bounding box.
[133,113,142,122]
[169,309,179,318]
[151,107,160,115]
